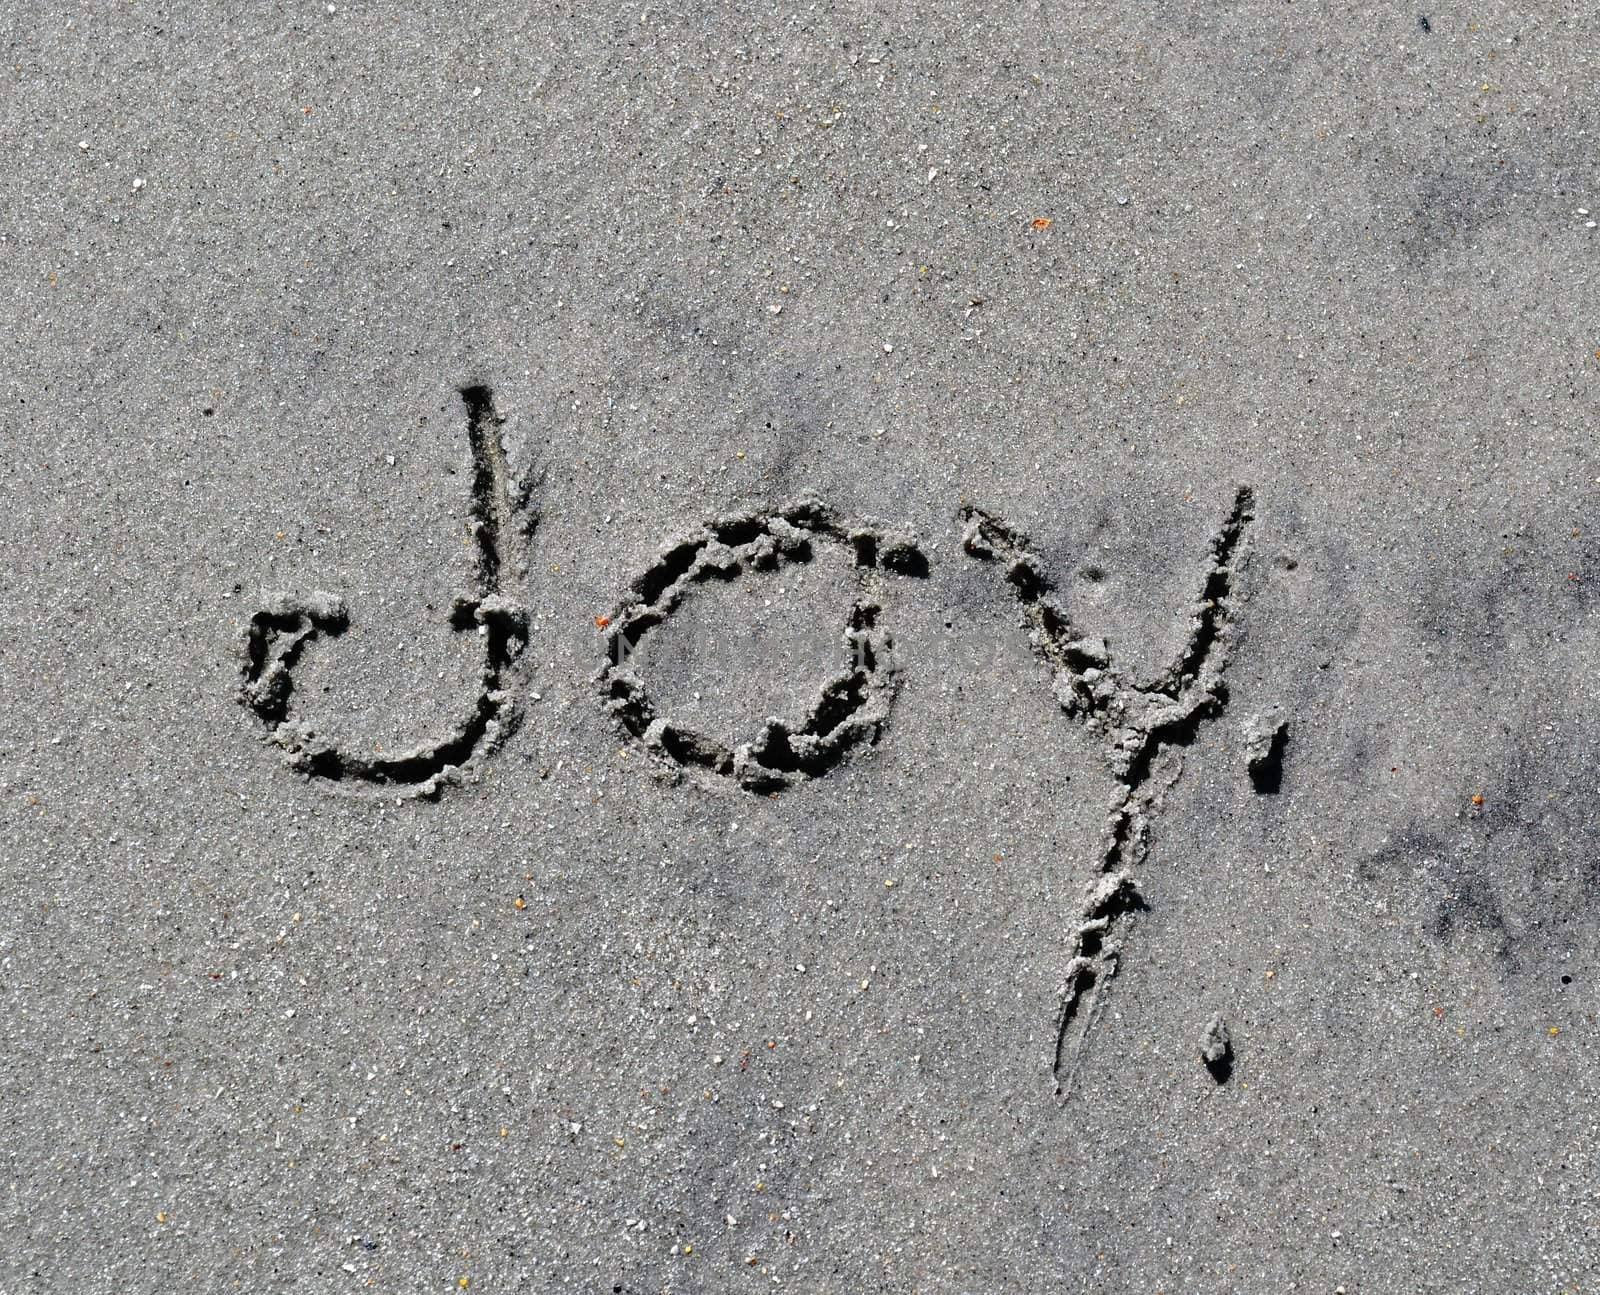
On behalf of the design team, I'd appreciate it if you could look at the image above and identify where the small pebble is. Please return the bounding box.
[1199,1013,1233,1082]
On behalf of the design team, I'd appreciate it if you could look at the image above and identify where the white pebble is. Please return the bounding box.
[472,86,483,98]
[882,342,893,353]
[131,176,145,191]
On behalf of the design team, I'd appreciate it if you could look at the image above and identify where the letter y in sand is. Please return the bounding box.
[960,487,1256,1099]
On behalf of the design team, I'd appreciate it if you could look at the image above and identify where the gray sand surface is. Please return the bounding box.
[4,4,1599,1291]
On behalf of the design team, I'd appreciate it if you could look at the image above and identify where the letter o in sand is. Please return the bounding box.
[596,496,928,792]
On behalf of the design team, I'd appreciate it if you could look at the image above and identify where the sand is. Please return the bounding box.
[3,4,1598,1290]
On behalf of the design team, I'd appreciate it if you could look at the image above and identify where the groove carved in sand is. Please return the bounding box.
[237,385,532,799]
[960,486,1257,1097]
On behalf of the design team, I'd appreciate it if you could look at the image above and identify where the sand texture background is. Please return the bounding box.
[3,3,1599,1291]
